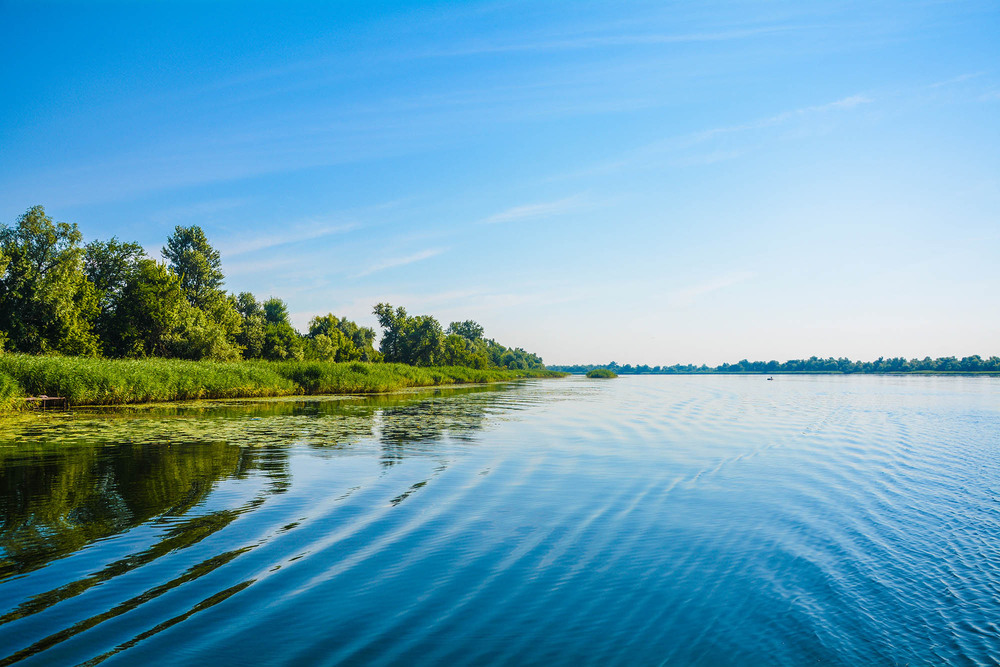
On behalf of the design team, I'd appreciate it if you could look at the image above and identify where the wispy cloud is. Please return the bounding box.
[480,196,586,225]
[668,271,755,307]
[927,71,985,89]
[428,26,798,57]
[690,95,872,144]
[218,221,359,257]
[354,248,446,278]
[554,94,872,180]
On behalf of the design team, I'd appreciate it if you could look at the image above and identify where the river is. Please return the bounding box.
[1,375,998,665]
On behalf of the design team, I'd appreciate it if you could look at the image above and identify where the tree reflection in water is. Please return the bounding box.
[0,382,518,662]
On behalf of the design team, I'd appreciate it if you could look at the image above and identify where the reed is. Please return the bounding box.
[0,371,22,411]
[0,354,564,409]
[264,360,560,394]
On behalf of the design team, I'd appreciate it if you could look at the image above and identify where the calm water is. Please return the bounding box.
[1,375,998,665]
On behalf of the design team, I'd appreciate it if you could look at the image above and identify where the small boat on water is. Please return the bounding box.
[766,377,773,381]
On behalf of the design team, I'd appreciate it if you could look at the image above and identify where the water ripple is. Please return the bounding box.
[1,376,999,665]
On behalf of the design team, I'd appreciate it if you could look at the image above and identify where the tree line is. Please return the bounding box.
[0,206,545,369]
[549,355,1000,375]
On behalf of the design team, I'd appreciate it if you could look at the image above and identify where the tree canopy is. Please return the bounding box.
[0,206,549,370]
[0,206,100,355]
[162,225,224,308]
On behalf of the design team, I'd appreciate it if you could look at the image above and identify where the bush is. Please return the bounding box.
[586,368,618,378]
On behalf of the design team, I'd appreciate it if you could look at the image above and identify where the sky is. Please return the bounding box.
[1,0,998,365]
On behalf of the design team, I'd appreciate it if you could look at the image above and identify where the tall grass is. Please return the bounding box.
[0,355,564,408]
[0,371,22,411]
[0,355,297,405]
[264,360,560,395]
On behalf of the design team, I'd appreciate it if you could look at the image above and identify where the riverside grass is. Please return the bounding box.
[0,354,564,409]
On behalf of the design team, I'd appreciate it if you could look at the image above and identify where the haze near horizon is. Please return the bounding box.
[2,1,997,365]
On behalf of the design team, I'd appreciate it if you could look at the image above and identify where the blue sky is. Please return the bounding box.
[2,0,998,365]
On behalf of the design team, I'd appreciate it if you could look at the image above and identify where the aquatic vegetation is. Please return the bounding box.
[0,355,297,405]
[0,354,564,409]
[0,372,22,411]
[261,360,560,394]
[586,368,618,378]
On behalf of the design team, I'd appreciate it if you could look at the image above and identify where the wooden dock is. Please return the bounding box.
[24,395,69,410]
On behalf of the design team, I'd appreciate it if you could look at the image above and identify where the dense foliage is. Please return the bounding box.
[586,368,618,378]
[0,206,545,373]
[551,355,1000,375]
[373,305,543,370]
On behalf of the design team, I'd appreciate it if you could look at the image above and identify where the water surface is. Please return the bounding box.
[1,375,998,665]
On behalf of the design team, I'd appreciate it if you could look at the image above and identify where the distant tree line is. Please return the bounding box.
[0,206,545,369]
[549,356,1000,375]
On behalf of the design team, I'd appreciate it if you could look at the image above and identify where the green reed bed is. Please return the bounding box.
[0,371,23,411]
[264,360,561,395]
[0,354,565,409]
[0,355,297,406]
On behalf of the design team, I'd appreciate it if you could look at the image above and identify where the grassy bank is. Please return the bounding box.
[0,354,564,409]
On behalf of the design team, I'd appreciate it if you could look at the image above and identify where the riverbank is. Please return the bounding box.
[0,355,565,410]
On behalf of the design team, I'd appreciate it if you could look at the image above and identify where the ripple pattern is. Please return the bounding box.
[1,376,999,665]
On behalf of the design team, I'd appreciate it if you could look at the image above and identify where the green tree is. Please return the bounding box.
[0,206,100,355]
[166,294,243,361]
[233,292,267,359]
[307,313,379,361]
[261,297,303,361]
[440,333,489,368]
[101,260,188,357]
[373,303,443,366]
[447,320,484,341]
[84,238,146,299]
[373,303,406,362]
[404,315,444,366]
[84,238,147,352]
[161,225,224,308]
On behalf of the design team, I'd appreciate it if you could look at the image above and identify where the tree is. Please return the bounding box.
[261,297,303,361]
[373,303,443,366]
[166,294,243,361]
[84,238,147,351]
[263,297,290,327]
[307,313,379,361]
[0,206,100,355]
[447,320,484,341]
[84,238,146,298]
[233,292,266,359]
[403,315,444,366]
[440,333,489,368]
[161,225,224,308]
[102,259,188,357]
[373,303,406,362]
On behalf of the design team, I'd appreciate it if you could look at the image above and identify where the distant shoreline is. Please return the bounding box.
[549,355,999,376]
[558,370,1000,376]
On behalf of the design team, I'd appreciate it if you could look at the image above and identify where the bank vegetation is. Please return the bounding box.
[0,206,563,409]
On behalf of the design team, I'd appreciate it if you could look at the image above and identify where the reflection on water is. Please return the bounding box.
[0,385,507,575]
[0,384,513,665]
[1,441,258,579]
[1,376,999,665]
